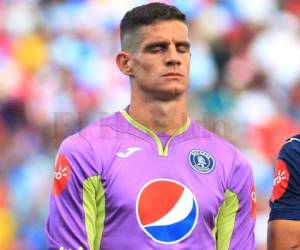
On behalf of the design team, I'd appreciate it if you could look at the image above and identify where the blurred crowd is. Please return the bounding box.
[0,0,300,249]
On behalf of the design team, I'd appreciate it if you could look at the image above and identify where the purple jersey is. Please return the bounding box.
[46,110,256,250]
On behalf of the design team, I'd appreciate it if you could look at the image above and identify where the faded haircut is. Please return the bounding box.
[120,2,187,52]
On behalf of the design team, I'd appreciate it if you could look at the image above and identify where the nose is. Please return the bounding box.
[165,45,181,66]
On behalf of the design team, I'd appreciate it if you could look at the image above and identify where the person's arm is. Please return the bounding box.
[46,134,105,250]
[267,220,300,250]
[215,151,256,250]
[268,136,300,250]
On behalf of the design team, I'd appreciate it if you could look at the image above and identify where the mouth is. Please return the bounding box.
[162,72,184,77]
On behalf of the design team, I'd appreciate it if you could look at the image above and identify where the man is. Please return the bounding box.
[268,134,300,250]
[47,3,256,249]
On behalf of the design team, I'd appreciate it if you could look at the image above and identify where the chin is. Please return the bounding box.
[154,86,187,101]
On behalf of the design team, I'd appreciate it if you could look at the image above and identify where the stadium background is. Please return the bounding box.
[0,0,300,249]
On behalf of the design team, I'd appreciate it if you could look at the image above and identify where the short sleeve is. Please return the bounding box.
[269,135,300,221]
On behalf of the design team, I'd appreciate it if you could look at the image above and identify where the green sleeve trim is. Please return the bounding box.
[120,109,191,156]
[83,176,105,250]
[214,189,239,250]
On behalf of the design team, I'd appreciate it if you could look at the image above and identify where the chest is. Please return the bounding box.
[100,141,228,226]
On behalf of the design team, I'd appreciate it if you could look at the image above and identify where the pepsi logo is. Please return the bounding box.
[136,179,198,244]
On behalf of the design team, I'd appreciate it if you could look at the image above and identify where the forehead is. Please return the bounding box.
[139,20,189,45]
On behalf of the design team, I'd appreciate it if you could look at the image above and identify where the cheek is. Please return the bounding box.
[133,59,153,75]
[138,64,158,79]
[186,56,191,68]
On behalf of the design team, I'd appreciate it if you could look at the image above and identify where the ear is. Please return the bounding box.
[116,51,133,76]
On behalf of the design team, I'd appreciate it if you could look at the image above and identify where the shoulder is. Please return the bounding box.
[277,134,300,176]
[79,111,124,141]
[269,134,300,220]
[192,121,252,177]
[274,134,300,187]
[193,121,247,162]
[193,124,254,201]
[279,134,300,161]
[58,112,123,164]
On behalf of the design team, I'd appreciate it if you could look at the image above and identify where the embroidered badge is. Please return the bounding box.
[188,150,215,174]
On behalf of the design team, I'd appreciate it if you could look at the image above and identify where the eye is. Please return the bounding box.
[176,44,190,53]
[149,45,165,53]
[145,43,167,54]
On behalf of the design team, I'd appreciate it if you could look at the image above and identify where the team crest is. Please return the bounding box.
[189,150,215,174]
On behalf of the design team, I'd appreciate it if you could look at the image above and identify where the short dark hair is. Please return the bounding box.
[120,2,187,51]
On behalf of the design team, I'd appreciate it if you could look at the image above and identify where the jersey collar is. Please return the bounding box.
[120,109,191,157]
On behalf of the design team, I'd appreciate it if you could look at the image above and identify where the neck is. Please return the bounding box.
[128,94,188,136]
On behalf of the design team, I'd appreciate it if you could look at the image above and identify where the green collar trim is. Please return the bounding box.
[120,109,191,157]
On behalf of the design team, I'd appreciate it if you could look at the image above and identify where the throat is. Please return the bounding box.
[128,97,188,135]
